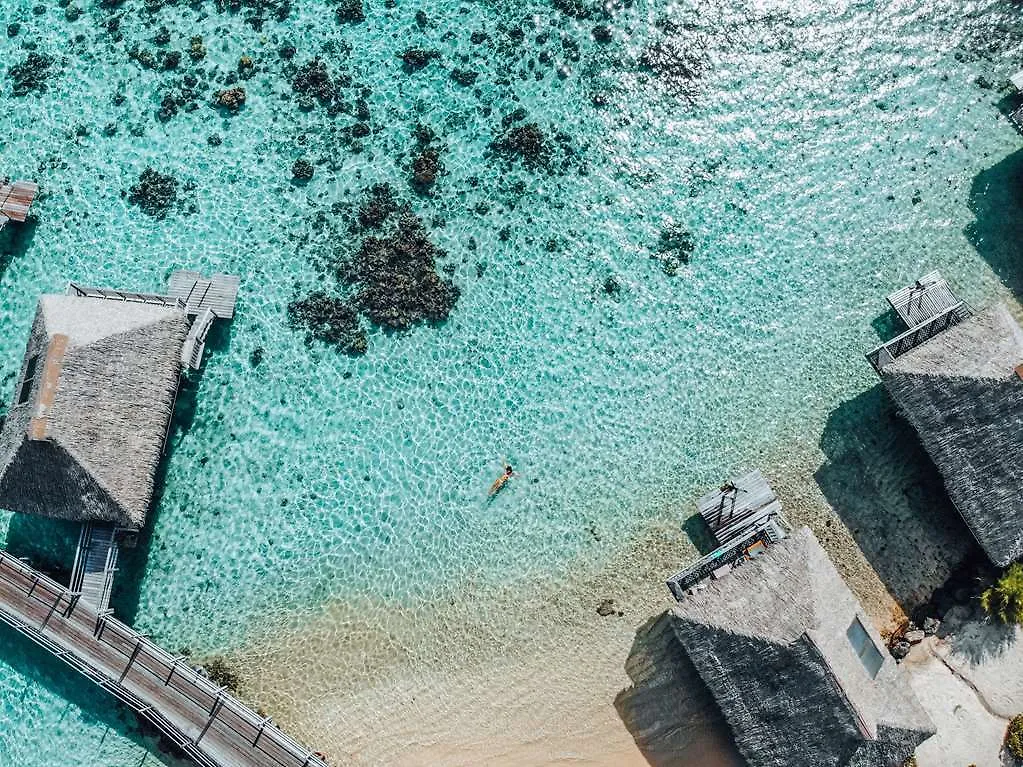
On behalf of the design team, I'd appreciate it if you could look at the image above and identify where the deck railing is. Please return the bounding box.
[0,550,327,767]
[666,525,777,600]
[866,301,973,372]
[67,282,186,310]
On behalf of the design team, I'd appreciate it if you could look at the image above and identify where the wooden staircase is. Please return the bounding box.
[69,522,119,613]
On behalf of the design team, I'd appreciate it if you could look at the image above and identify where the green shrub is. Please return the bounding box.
[1007,714,1023,760]
[981,564,1023,624]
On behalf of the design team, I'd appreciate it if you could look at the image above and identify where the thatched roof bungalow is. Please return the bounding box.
[672,526,934,767]
[878,303,1023,566]
[0,294,188,529]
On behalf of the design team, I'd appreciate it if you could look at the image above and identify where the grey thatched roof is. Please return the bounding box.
[0,295,188,528]
[672,527,934,767]
[880,303,1023,566]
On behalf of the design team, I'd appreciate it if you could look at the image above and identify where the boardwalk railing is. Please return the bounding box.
[0,549,328,767]
[866,301,973,372]
[666,524,780,600]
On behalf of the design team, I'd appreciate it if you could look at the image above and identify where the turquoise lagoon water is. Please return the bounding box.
[0,0,1022,762]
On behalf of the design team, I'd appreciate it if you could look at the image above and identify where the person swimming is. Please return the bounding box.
[489,464,514,497]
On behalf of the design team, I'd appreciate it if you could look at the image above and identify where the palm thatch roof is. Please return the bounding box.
[672,526,934,767]
[880,303,1023,566]
[0,295,188,528]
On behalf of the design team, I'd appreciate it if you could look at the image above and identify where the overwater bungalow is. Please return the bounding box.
[868,273,1023,566]
[0,273,238,609]
[671,526,935,767]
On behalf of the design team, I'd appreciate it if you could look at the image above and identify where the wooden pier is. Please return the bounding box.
[866,272,973,372]
[666,470,788,600]
[0,180,39,232]
[0,548,328,767]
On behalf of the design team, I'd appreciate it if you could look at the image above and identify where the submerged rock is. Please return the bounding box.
[491,122,549,169]
[411,148,440,191]
[287,291,367,355]
[128,167,178,218]
[357,182,398,229]
[291,158,314,181]
[8,52,55,96]
[213,87,246,113]
[655,224,694,274]
[335,0,364,23]
[400,48,439,72]
[292,56,345,110]
[343,197,460,330]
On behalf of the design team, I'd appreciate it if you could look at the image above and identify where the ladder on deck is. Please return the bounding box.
[69,522,119,613]
[181,307,217,370]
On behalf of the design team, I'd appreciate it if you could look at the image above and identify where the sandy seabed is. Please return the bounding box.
[229,419,988,766]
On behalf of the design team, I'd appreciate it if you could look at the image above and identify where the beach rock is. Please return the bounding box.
[597,599,615,616]
[8,52,55,96]
[128,167,178,218]
[336,0,364,23]
[400,48,439,72]
[923,617,940,636]
[213,87,246,113]
[904,630,925,645]
[287,292,367,355]
[890,641,911,660]
[291,158,314,181]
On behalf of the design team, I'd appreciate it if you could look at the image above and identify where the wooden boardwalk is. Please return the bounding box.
[0,549,328,767]
[0,180,39,231]
[168,271,240,319]
[697,469,783,546]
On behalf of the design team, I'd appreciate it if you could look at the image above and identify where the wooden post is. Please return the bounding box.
[119,639,144,683]
[165,656,185,685]
[40,591,63,629]
[195,693,224,745]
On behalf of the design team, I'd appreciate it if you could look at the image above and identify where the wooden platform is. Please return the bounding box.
[886,271,959,329]
[69,523,119,613]
[0,180,39,231]
[697,469,783,547]
[0,549,328,767]
[867,273,973,373]
[168,271,240,319]
[666,470,788,600]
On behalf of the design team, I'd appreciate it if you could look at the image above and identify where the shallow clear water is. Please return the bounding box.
[0,0,1021,762]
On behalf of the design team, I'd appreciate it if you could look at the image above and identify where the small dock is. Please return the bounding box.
[69,522,119,613]
[866,272,973,372]
[0,180,39,232]
[0,548,328,767]
[666,470,788,600]
[168,271,240,319]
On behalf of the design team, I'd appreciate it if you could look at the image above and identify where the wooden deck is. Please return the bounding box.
[0,180,39,232]
[886,271,958,329]
[697,469,783,547]
[0,549,328,767]
[867,273,973,373]
[168,271,240,319]
[181,308,217,370]
[666,470,788,600]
